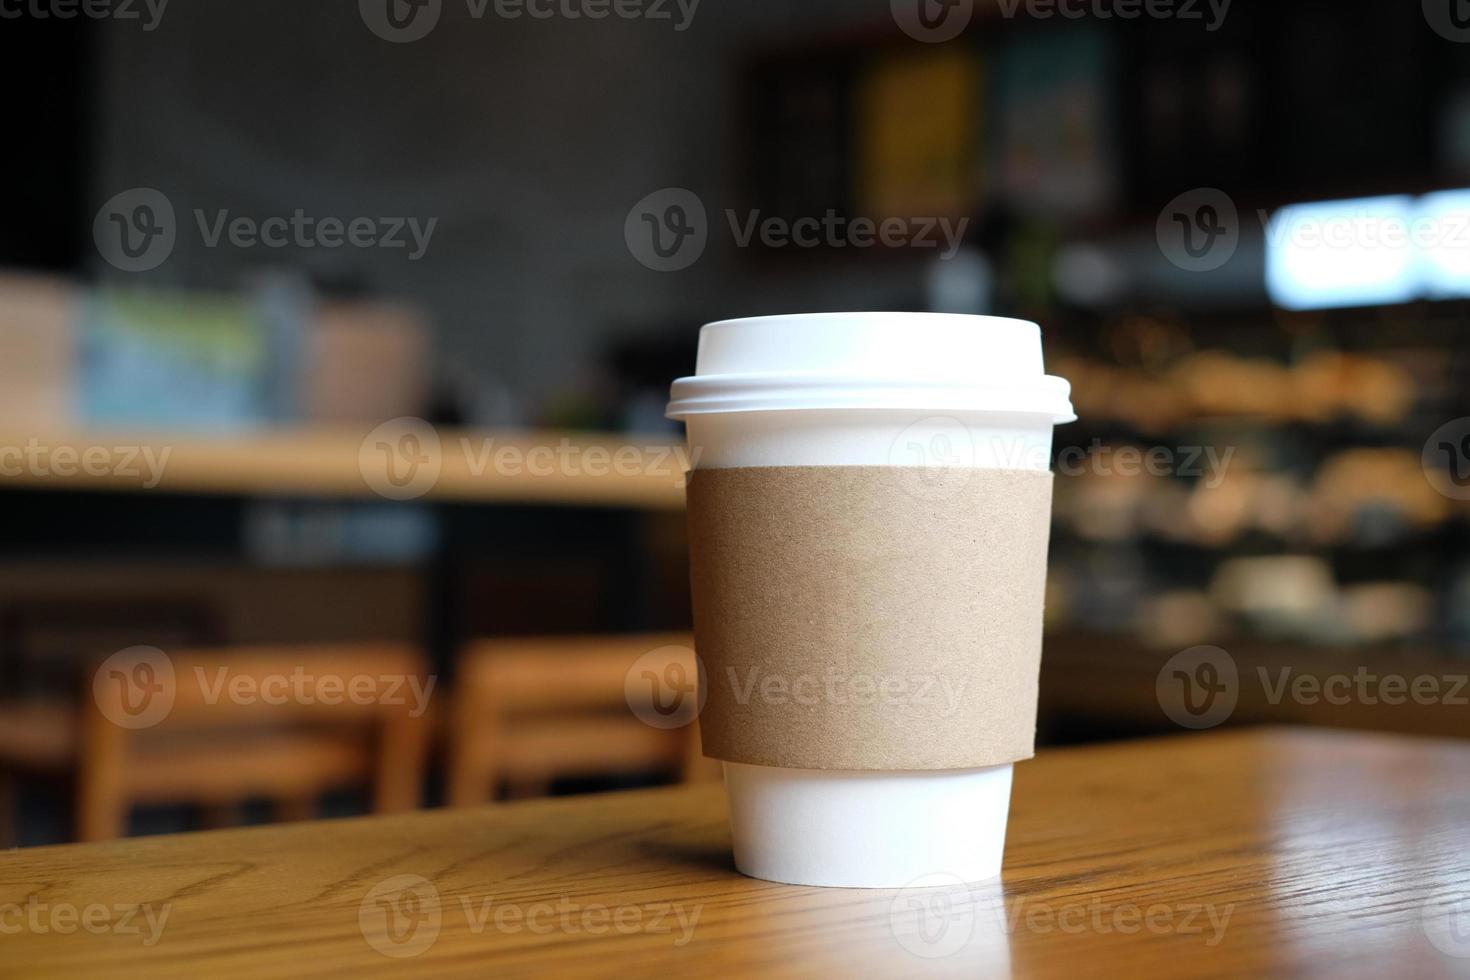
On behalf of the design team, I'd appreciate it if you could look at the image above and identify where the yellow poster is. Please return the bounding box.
[856,49,980,222]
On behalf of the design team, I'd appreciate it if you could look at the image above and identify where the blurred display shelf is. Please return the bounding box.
[1038,632,1470,741]
[0,429,688,510]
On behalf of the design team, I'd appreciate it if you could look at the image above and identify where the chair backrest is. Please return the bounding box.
[447,633,710,805]
[78,643,433,840]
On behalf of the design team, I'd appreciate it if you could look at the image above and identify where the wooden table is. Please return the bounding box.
[4,728,1469,978]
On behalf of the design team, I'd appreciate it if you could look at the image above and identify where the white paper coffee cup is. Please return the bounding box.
[667,312,1073,888]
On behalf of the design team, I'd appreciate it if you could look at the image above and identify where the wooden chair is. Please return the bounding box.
[0,643,432,843]
[446,633,719,805]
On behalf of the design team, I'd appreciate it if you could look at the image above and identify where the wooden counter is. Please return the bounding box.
[4,728,1469,978]
[0,428,688,509]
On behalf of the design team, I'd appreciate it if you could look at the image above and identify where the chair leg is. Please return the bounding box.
[373,704,430,814]
[445,702,496,808]
[76,707,128,843]
[76,782,127,842]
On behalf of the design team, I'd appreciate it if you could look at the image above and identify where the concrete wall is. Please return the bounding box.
[91,0,926,415]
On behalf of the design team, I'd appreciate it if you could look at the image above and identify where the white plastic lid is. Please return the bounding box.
[666,312,1074,421]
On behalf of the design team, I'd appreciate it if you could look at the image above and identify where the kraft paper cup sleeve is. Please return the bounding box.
[686,465,1053,771]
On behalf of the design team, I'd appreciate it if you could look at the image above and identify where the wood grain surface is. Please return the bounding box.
[3,727,1469,979]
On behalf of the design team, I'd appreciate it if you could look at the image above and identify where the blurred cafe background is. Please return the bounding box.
[1,0,1468,846]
